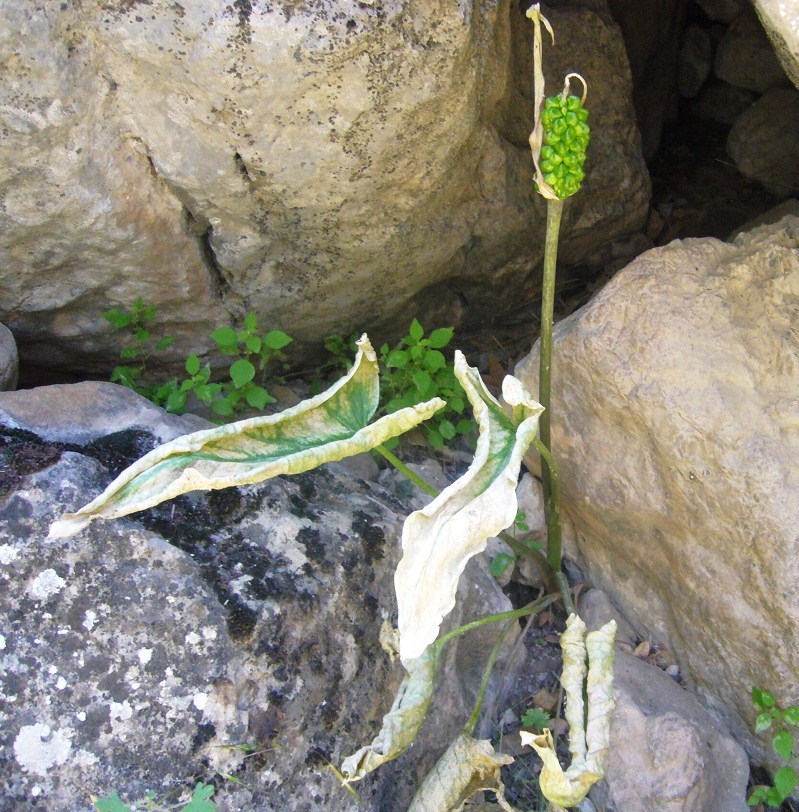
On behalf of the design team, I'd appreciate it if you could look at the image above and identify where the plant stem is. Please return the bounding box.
[435,593,557,652]
[538,197,564,567]
[463,619,517,737]
[374,444,439,497]
[498,532,560,595]
[532,437,562,573]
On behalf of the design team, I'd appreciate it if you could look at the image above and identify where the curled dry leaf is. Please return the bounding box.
[407,734,519,812]
[48,335,444,538]
[521,615,617,809]
[340,645,438,783]
[394,354,543,661]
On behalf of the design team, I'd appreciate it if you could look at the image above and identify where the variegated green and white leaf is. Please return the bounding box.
[340,645,438,784]
[395,353,543,662]
[49,335,444,538]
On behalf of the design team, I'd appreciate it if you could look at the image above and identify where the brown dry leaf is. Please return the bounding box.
[548,717,569,736]
[537,609,555,627]
[633,640,651,659]
[533,688,560,713]
[545,633,561,644]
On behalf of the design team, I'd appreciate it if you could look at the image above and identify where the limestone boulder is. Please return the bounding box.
[0,322,18,391]
[714,8,791,94]
[727,88,799,196]
[515,216,799,766]
[753,0,799,91]
[0,388,520,810]
[1,0,649,376]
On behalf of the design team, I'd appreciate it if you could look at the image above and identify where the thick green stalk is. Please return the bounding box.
[538,197,564,572]
[375,444,439,497]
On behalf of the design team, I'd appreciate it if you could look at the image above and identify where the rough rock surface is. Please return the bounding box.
[515,216,799,765]
[580,590,749,812]
[714,8,791,94]
[0,387,520,810]
[695,0,747,23]
[0,322,18,391]
[678,24,713,99]
[1,1,648,375]
[753,0,799,90]
[694,79,757,127]
[727,88,799,196]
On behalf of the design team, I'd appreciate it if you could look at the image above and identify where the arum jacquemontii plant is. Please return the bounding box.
[49,333,563,809]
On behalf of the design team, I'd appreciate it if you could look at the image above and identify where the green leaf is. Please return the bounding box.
[119,346,140,360]
[211,396,235,417]
[166,390,187,414]
[409,319,424,342]
[773,766,798,800]
[489,552,515,578]
[748,786,767,805]
[134,328,150,344]
[230,359,256,389]
[385,349,410,368]
[422,350,446,373]
[244,312,258,332]
[186,353,201,376]
[438,419,456,440]
[426,327,454,349]
[753,688,777,710]
[394,355,543,660]
[341,644,437,784]
[182,782,216,812]
[784,706,799,725]
[48,336,445,538]
[245,335,262,354]
[211,326,238,350]
[94,793,133,812]
[246,386,274,410]
[411,370,432,394]
[410,344,424,361]
[455,418,474,435]
[521,707,551,730]
[426,427,444,449]
[154,336,176,351]
[755,712,774,733]
[449,397,465,414]
[264,330,293,350]
[139,305,157,322]
[773,730,795,760]
[102,309,132,329]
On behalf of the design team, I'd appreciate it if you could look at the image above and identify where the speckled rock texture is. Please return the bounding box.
[0,322,18,391]
[515,216,799,769]
[0,0,648,375]
[727,87,799,196]
[579,590,749,812]
[753,0,799,90]
[714,7,792,94]
[0,387,521,810]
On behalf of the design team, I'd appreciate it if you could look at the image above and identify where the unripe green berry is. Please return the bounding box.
[540,93,590,199]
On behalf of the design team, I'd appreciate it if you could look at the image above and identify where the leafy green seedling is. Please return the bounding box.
[521,706,552,732]
[748,687,799,808]
[379,319,474,450]
[103,299,179,408]
[208,312,292,416]
[94,782,216,812]
[489,510,543,579]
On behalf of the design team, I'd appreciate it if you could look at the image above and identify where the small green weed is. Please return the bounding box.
[521,705,551,732]
[103,298,179,408]
[489,510,543,578]
[104,304,292,418]
[379,319,474,449]
[93,782,216,812]
[749,687,799,808]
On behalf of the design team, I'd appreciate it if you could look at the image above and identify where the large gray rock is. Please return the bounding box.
[0,390,520,810]
[580,590,749,812]
[695,0,747,23]
[0,322,18,391]
[727,88,799,196]
[714,8,791,94]
[753,0,799,91]
[1,1,648,375]
[515,216,799,769]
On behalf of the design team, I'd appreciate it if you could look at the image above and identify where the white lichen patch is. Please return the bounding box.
[137,648,153,666]
[13,724,73,775]
[109,700,133,722]
[82,610,97,632]
[193,692,208,711]
[0,544,19,564]
[27,570,66,601]
[184,631,201,646]
[0,633,6,650]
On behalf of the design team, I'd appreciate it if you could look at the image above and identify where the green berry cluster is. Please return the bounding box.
[540,94,590,199]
